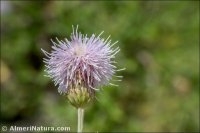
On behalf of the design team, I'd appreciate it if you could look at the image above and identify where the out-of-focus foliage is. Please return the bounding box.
[1,1,199,132]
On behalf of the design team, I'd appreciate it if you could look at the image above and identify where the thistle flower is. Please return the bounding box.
[42,25,123,108]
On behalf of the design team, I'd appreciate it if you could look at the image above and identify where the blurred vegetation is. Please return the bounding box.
[1,1,199,132]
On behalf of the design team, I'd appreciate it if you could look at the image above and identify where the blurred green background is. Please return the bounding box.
[1,1,199,132]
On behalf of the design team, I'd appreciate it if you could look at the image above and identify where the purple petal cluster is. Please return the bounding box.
[42,26,122,94]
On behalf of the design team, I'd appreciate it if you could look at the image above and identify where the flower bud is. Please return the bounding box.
[67,70,95,108]
[67,87,94,108]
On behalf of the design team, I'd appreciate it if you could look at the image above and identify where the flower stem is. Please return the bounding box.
[77,108,84,133]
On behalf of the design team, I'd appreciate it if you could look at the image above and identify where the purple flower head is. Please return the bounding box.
[42,25,124,95]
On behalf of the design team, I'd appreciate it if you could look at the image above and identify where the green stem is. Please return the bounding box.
[77,108,84,133]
